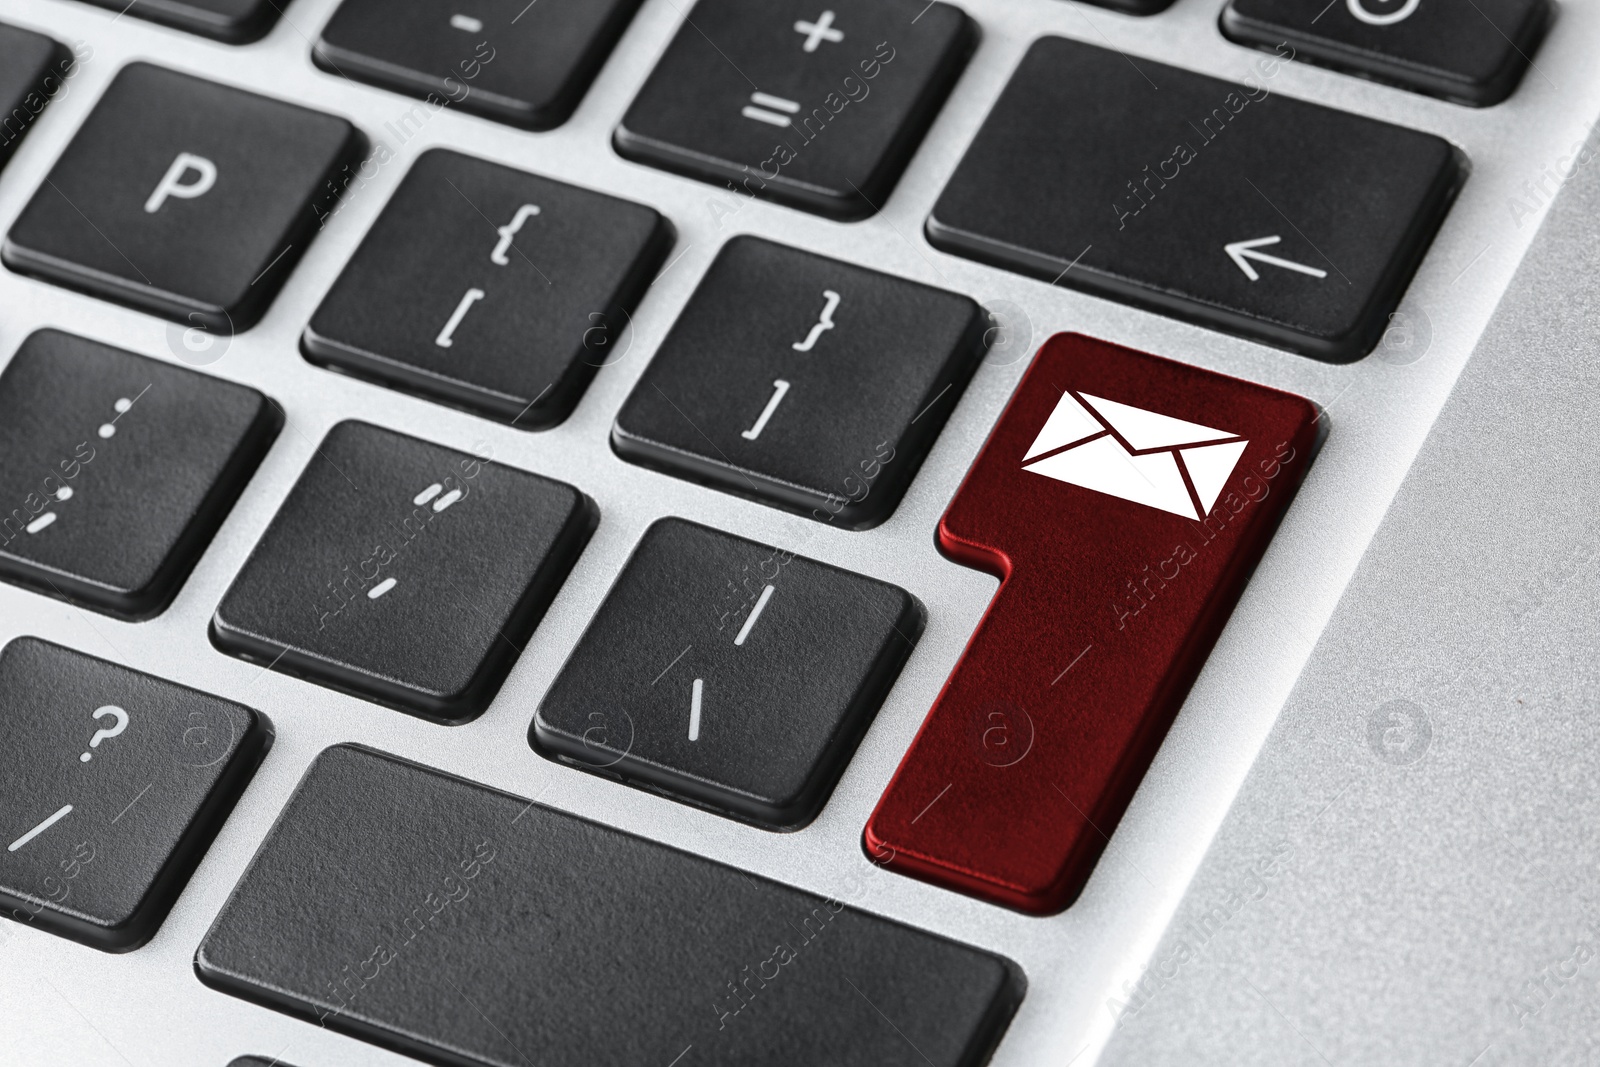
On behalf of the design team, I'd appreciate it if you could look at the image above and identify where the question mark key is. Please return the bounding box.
[0,638,268,951]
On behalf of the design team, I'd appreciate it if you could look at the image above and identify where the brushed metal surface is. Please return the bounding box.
[0,0,1594,1063]
[1099,65,1600,1067]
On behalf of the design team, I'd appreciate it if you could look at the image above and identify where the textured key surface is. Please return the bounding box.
[3,63,363,331]
[535,518,923,829]
[211,422,594,723]
[1222,0,1550,107]
[0,330,279,619]
[927,37,1463,362]
[197,744,1022,1066]
[613,237,985,528]
[71,0,282,43]
[304,149,671,429]
[615,0,974,219]
[0,23,69,171]
[0,638,267,952]
[314,0,644,130]
[865,333,1319,914]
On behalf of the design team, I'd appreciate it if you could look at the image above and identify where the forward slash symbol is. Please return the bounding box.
[1224,236,1328,282]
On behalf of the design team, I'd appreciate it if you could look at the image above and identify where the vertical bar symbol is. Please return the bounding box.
[689,678,704,741]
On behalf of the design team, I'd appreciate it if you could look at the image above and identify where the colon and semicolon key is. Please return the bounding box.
[0,330,279,620]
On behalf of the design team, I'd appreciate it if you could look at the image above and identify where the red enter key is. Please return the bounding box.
[864,333,1319,914]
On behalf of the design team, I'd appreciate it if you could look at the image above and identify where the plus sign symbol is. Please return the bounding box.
[794,9,845,52]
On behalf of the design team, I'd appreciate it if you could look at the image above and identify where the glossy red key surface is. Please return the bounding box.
[864,333,1319,914]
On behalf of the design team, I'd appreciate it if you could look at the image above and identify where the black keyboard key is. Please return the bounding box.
[615,0,975,219]
[535,518,921,829]
[0,330,279,619]
[0,23,69,171]
[2,64,364,331]
[314,0,644,130]
[613,237,985,527]
[211,422,594,724]
[1221,0,1550,107]
[926,37,1463,362]
[197,744,1021,1065]
[72,0,283,43]
[0,638,267,952]
[304,149,671,429]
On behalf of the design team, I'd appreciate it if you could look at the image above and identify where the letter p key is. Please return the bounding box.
[145,152,217,214]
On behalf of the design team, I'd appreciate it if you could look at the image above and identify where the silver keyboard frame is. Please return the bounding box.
[0,0,1595,1063]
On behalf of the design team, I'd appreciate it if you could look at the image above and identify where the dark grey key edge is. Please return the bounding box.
[611,12,979,221]
[1218,0,1554,108]
[531,516,927,830]
[300,172,676,430]
[1090,0,1178,14]
[311,0,646,132]
[194,743,1026,1066]
[207,422,598,724]
[71,0,281,44]
[0,31,69,170]
[0,637,272,953]
[0,65,368,331]
[611,262,989,529]
[0,331,283,620]
[923,42,1469,363]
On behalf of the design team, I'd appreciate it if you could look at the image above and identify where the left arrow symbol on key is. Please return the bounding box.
[1224,236,1328,282]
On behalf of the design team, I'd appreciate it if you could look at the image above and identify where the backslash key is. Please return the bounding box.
[864,333,1320,914]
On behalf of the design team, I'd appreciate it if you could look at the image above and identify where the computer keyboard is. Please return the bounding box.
[533,516,923,829]
[866,333,1320,914]
[1219,0,1551,106]
[613,0,976,219]
[611,235,985,526]
[211,421,595,722]
[0,637,266,952]
[2,61,362,329]
[924,36,1464,361]
[0,329,279,618]
[301,148,672,428]
[0,0,1591,1064]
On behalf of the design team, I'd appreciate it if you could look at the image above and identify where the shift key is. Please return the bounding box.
[865,333,1319,914]
[197,745,1022,1066]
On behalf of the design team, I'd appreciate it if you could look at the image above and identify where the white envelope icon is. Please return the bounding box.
[1021,391,1248,520]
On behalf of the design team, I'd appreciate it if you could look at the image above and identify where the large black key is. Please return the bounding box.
[211,422,594,723]
[2,64,363,332]
[613,237,985,528]
[1221,0,1550,107]
[314,0,643,130]
[0,638,267,952]
[197,745,1022,1066]
[304,149,671,429]
[615,0,975,219]
[71,0,283,43]
[927,37,1463,362]
[0,330,279,620]
[534,518,922,829]
[0,23,70,171]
